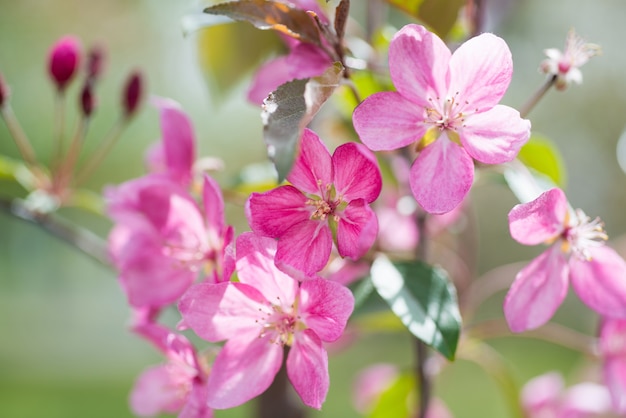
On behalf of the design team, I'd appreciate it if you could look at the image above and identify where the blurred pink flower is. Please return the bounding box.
[504,188,626,332]
[353,24,530,214]
[540,29,600,91]
[178,232,354,409]
[48,35,81,91]
[247,128,381,277]
[599,318,626,413]
[521,372,611,418]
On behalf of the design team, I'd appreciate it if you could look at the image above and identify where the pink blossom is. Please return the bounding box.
[107,174,234,309]
[353,24,530,214]
[504,188,626,332]
[521,372,612,418]
[599,318,626,413]
[247,128,381,277]
[178,232,354,409]
[540,29,600,91]
[247,0,332,104]
[129,316,212,418]
[48,35,81,91]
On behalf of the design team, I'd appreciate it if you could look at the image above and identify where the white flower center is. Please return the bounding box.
[255,297,303,346]
[562,209,608,261]
[424,92,476,132]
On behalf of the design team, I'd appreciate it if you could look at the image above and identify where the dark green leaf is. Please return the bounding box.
[204,0,323,45]
[262,62,344,181]
[370,255,461,360]
[368,372,416,418]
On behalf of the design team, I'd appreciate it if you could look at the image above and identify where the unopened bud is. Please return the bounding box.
[0,72,9,107]
[48,35,82,92]
[80,82,96,117]
[122,70,143,117]
[86,44,106,82]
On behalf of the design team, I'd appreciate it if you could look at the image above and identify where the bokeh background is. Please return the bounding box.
[1,0,626,417]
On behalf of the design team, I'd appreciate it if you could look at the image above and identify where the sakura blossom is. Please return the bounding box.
[353,24,530,214]
[599,318,626,413]
[247,128,381,277]
[504,188,626,332]
[540,29,601,91]
[178,232,354,409]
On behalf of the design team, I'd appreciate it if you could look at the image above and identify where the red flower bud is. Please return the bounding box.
[122,70,143,117]
[80,82,96,117]
[48,36,82,92]
[0,72,9,107]
[86,44,106,82]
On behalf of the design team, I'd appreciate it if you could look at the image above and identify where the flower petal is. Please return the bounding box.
[449,33,513,111]
[508,188,567,245]
[299,279,354,342]
[202,174,225,235]
[287,128,332,195]
[179,382,213,418]
[561,382,612,416]
[503,245,570,332]
[409,136,474,214]
[287,329,329,409]
[246,185,310,238]
[460,105,530,164]
[235,232,298,307]
[206,333,283,409]
[130,365,185,416]
[336,200,378,260]
[178,282,266,342]
[389,24,450,106]
[570,246,626,318]
[352,92,427,151]
[332,142,382,203]
[603,357,626,413]
[247,54,293,105]
[275,220,333,277]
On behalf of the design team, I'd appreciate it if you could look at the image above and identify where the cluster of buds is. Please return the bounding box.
[0,35,144,212]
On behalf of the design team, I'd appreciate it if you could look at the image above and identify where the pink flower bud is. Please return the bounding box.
[122,71,143,117]
[0,72,9,107]
[80,82,95,117]
[86,44,106,81]
[48,36,82,91]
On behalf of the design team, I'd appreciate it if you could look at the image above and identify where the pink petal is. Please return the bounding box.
[287,129,332,195]
[448,33,513,112]
[389,24,450,106]
[603,357,626,413]
[235,232,299,306]
[560,382,612,416]
[130,365,186,416]
[202,174,225,235]
[246,186,310,238]
[460,105,531,164]
[274,221,333,277]
[287,329,329,409]
[247,55,293,105]
[599,318,626,357]
[409,136,474,214]
[521,372,563,414]
[178,282,266,342]
[179,382,213,418]
[336,200,378,260]
[299,278,354,342]
[206,333,283,409]
[153,97,196,186]
[504,245,570,332]
[352,92,427,151]
[570,246,626,318]
[508,188,567,245]
[332,142,382,203]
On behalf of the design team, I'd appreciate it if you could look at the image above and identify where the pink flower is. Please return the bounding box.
[48,35,81,91]
[540,29,600,91]
[247,0,332,104]
[107,174,234,309]
[353,24,530,214]
[599,318,626,413]
[178,232,354,409]
[129,316,212,418]
[504,188,626,332]
[247,128,381,277]
[521,372,611,418]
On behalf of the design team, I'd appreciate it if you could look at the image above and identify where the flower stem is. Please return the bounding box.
[257,346,306,418]
[519,74,556,118]
[0,104,40,169]
[414,211,431,418]
[74,117,126,185]
[54,116,88,192]
[52,91,67,169]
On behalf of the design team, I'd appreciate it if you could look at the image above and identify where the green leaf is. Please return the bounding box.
[204,0,323,45]
[368,372,416,418]
[67,189,105,215]
[370,255,461,360]
[517,133,566,187]
[383,0,464,39]
[262,62,344,181]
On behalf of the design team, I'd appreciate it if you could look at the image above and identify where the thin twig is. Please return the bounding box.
[519,75,556,118]
[414,211,431,418]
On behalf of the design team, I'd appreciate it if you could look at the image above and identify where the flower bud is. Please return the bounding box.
[86,44,106,82]
[48,36,82,92]
[122,70,143,117]
[80,82,96,117]
[0,72,9,107]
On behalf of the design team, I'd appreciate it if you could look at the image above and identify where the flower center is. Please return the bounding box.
[561,209,608,260]
[256,299,303,346]
[424,92,474,132]
[306,181,342,222]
